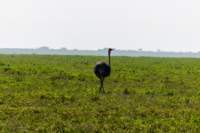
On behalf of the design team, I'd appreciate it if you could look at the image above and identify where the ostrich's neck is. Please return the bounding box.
[108,52,111,66]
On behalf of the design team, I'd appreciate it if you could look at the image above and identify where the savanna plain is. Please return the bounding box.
[0,55,200,132]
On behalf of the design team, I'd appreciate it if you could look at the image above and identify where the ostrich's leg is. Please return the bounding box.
[99,79,102,93]
[99,78,104,93]
[101,78,105,93]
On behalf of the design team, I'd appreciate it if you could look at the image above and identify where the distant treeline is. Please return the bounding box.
[0,47,200,57]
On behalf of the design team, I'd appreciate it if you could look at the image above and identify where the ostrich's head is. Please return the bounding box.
[108,48,114,54]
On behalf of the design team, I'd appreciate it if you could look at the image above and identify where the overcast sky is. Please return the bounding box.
[0,0,200,51]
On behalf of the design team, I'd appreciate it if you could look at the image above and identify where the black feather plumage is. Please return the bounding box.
[94,62,111,79]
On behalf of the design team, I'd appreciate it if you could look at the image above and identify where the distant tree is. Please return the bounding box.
[157,49,161,52]
[60,47,68,51]
[38,47,49,50]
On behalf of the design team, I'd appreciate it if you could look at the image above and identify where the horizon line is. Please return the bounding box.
[0,47,199,53]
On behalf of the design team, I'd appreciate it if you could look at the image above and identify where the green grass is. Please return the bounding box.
[0,55,200,132]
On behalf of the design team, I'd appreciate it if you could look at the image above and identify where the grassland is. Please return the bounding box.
[0,55,200,132]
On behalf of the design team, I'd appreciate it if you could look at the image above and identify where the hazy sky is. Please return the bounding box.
[0,0,200,51]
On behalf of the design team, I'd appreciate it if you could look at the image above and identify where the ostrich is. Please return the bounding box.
[94,48,113,93]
